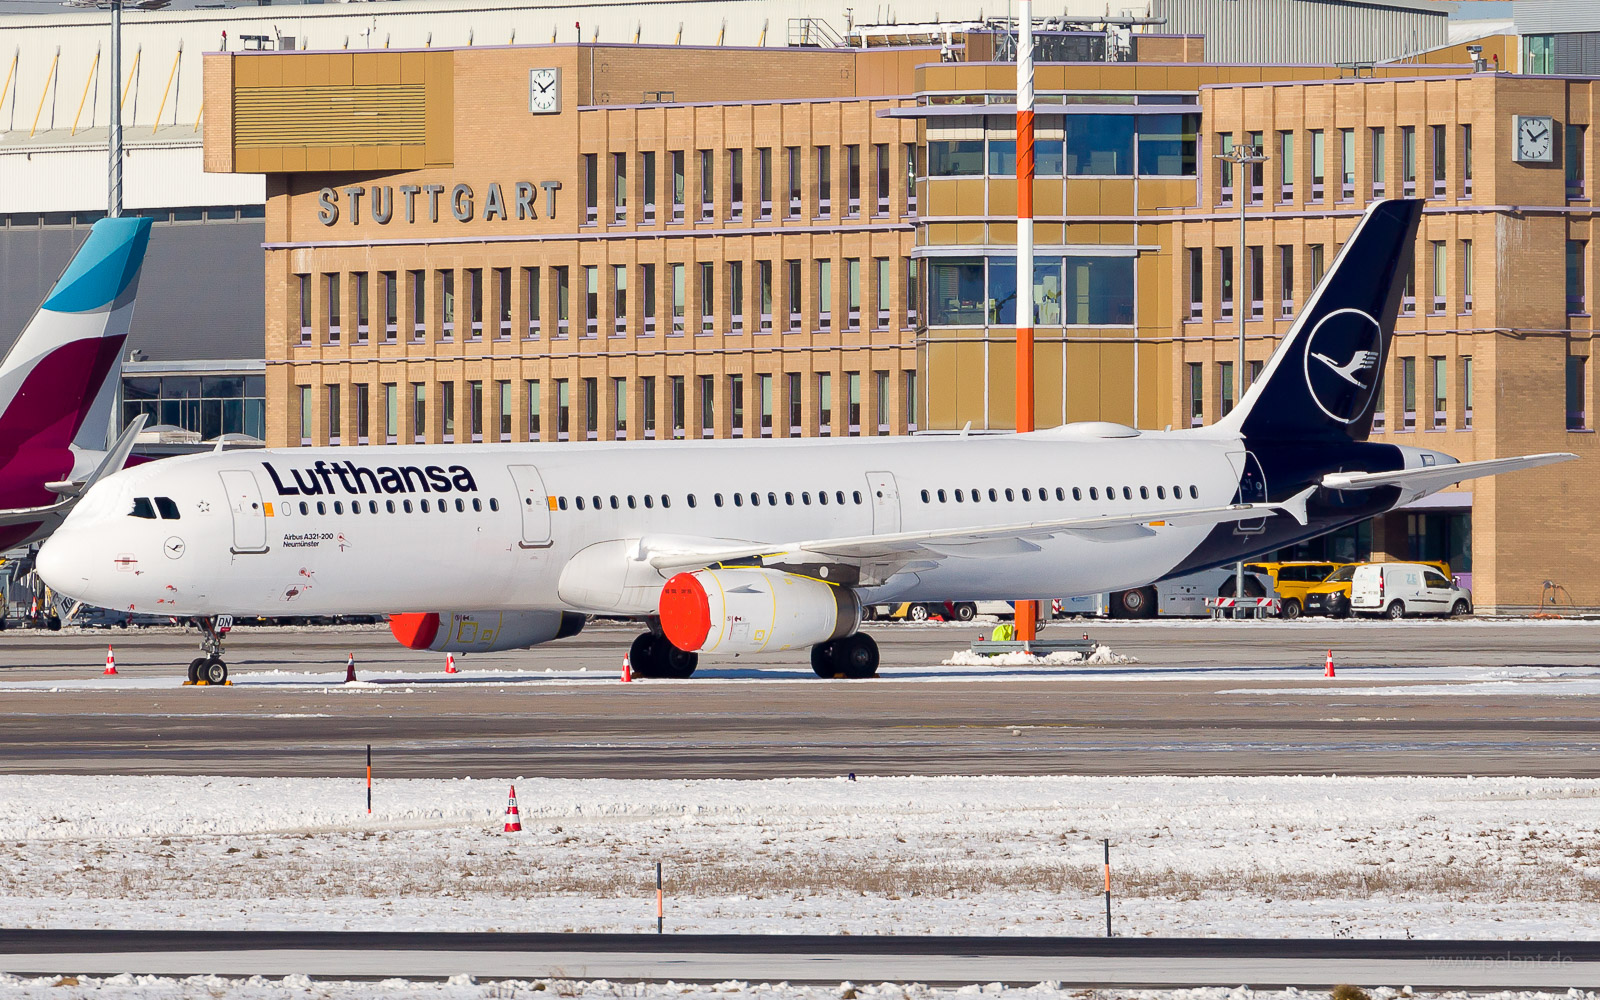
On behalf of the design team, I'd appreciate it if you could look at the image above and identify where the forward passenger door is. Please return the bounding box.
[508,465,553,548]
[218,470,269,555]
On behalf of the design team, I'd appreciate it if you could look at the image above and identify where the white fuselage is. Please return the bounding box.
[41,428,1249,618]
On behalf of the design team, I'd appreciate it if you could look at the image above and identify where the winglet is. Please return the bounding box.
[78,413,147,494]
[1277,485,1316,527]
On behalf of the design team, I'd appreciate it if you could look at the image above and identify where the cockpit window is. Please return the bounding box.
[130,497,156,519]
[154,497,180,520]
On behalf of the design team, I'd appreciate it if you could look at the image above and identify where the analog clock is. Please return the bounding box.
[530,68,560,114]
[1513,114,1555,163]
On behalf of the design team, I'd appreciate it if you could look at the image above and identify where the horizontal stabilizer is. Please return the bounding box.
[1321,452,1576,493]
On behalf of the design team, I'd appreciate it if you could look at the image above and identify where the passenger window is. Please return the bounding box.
[299,502,310,515]
[921,490,930,503]
[1173,485,1182,497]
[852,491,861,504]
[1123,487,1133,500]
[818,491,828,505]
[438,503,447,515]
[714,493,724,507]
[334,501,344,515]
[471,499,481,512]
[456,499,466,512]
[768,492,778,506]
[1039,486,1048,501]
[687,495,697,508]
[749,493,759,507]
[556,497,567,510]
[937,489,947,502]
[154,497,180,519]
[734,494,744,507]
[644,495,654,509]
[489,498,498,512]
[835,491,845,505]
[317,502,327,515]
[1089,488,1098,500]
[988,488,998,502]
[1021,488,1031,501]
[661,495,671,508]
[610,496,619,509]
[627,496,637,509]
[802,492,812,504]
[953,489,963,502]
[280,503,291,517]
[405,499,415,513]
[1071,488,1080,501]
[1005,488,1015,502]
[786,492,795,505]
[1157,486,1166,499]
[351,503,361,516]
[1189,485,1199,499]
[1140,486,1149,500]
[387,500,396,514]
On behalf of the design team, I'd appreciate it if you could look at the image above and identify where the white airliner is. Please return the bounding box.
[38,201,1574,683]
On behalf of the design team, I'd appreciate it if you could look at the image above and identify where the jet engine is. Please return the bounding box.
[658,568,859,654]
[389,610,586,652]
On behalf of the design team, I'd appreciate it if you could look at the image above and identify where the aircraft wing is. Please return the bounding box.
[1320,452,1576,494]
[642,487,1315,578]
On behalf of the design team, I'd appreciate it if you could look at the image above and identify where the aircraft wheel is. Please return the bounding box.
[810,641,837,678]
[1117,587,1156,619]
[187,657,206,683]
[629,632,663,679]
[952,602,977,622]
[662,644,698,679]
[1384,601,1406,620]
[838,633,879,679]
[202,657,228,685]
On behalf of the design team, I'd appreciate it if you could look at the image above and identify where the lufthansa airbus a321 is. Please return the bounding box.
[37,200,1575,684]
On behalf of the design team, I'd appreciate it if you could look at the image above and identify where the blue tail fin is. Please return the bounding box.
[1215,199,1424,444]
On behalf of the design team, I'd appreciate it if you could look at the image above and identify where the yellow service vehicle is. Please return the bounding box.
[1242,561,1350,619]
[1301,560,1453,618]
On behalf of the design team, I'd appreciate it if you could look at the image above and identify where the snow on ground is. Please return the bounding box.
[942,645,1138,666]
[1,980,1593,1000]
[3,774,1600,939]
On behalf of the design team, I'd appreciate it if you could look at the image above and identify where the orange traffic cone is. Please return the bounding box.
[445,652,458,674]
[345,652,357,683]
[103,646,118,676]
[621,654,633,683]
[1324,649,1336,678]
[503,785,522,832]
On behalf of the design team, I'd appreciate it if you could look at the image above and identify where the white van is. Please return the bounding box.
[1350,563,1473,618]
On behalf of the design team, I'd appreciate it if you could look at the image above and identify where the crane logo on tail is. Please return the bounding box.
[1302,307,1384,425]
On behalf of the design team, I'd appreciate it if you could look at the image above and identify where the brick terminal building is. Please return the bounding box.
[201,31,1598,612]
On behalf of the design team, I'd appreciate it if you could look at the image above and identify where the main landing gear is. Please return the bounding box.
[185,616,231,686]
[629,631,699,679]
[811,632,879,679]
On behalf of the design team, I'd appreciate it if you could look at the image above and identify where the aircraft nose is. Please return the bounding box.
[37,528,95,600]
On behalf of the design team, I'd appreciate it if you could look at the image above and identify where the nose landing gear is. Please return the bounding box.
[811,632,879,679]
[184,616,232,686]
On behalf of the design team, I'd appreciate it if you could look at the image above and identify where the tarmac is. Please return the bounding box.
[1,618,1597,778]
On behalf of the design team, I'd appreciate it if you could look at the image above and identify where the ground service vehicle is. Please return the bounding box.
[1350,562,1473,618]
[1303,559,1453,617]
[1244,561,1349,619]
[1103,566,1279,618]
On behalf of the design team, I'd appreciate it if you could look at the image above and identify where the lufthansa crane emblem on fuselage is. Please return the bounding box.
[1302,307,1384,425]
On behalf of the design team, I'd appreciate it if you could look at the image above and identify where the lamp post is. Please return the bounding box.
[1212,141,1267,615]
[108,0,122,217]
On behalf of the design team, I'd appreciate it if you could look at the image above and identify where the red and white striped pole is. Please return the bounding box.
[1014,0,1039,642]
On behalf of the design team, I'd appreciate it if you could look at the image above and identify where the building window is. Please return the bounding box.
[729,374,744,438]
[469,380,484,442]
[524,266,541,338]
[1401,356,1416,431]
[1218,247,1234,320]
[875,258,891,329]
[613,152,627,223]
[383,382,398,444]
[1217,133,1233,205]
[845,258,861,330]
[554,266,570,337]
[816,146,832,214]
[642,263,657,335]
[729,147,745,220]
[1526,34,1554,75]
[466,268,483,340]
[729,262,745,334]
[1188,362,1203,426]
[1461,240,1474,313]
[1462,124,1474,198]
[817,259,833,331]
[874,144,890,215]
[584,265,599,337]
[1137,116,1198,176]
[671,263,686,334]
[1431,357,1447,429]
[1372,365,1386,433]
[759,261,773,332]
[818,372,833,437]
[1570,241,1589,315]
[904,368,918,433]
[527,380,541,440]
[698,149,714,221]
[555,378,569,441]
[786,146,801,218]
[296,274,311,344]
[1218,361,1235,417]
[440,380,455,443]
[1401,126,1416,197]
[1462,356,1474,429]
[1568,124,1588,200]
[641,376,656,439]
[905,143,919,214]
[758,147,773,219]
[988,137,1016,176]
[498,380,512,441]
[1247,131,1264,203]
[929,139,984,177]
[583,153,598,225]
[1248,245,1264,319]
[1340,128,1355,201]
[325,273,341,344]
[906,259,919,327]
[353,271,369,344]
[845,144,861,216]
[1402,249,1416,315]
[354,383,369,444]
[1278,130,1294,201]
[1568,355,1588,430]
[788,372,803,436]
[759,373,773,437]
[846,371,861,436]
[699,262,714,334]
[584,377,598,440]
[440,269,455,339]
[298,385,312,445]
[124,373,268,443]
[613,265,628,335]
[1370,127,1386,198]
[1431,241,1447,314]
[612,377,627,438]
[642,150,658,223]
[875,370,890,435]
[670,375,685,439]
[671,151,686,222]
[1310,129,1325,202]
[1431,125,1447,198]
[382,271,398,343]
[1279,245,1294,317]
[1310,244,1326,287]
[1187,248,1203,319]
[786,260,802,331]
[411,382,426,444]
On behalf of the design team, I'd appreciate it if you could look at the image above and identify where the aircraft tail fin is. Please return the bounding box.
[1213,199,1423,444]
[0,216,153,468]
